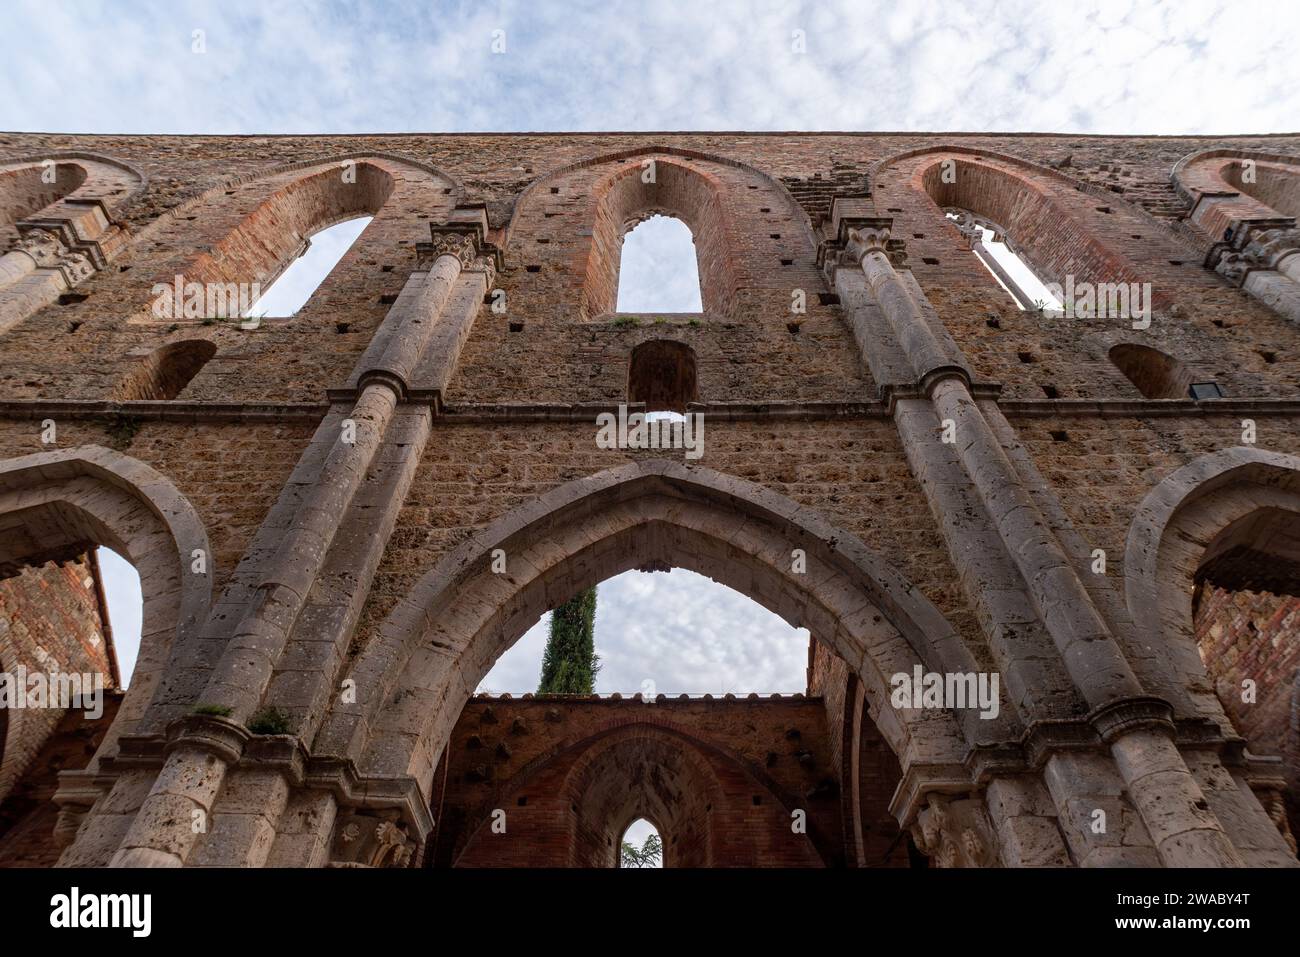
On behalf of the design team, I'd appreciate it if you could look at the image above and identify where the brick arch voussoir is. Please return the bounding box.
[1172,148,1300,211]
[0,150,149,215]
[130,151,461,244]
[118,155,458,326]
[1124,447,1300,729]
[506,145,817,253]
[872,144,1147,213]
[325,459,981,801]
[873,145,1185,308]
[0,444,212,762]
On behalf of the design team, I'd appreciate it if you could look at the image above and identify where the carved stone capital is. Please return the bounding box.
[427,231,479,269]
[1088,695,1176,744]
[1242,226,1300,270]
[844,224,893,264]
[330,808,416,868]
[57,252,95,286]
[910,793,1000,867]
[470,253,497,289]
[1215,251,1251,285]
[1216,225,1300,285]
[13,229,67,267]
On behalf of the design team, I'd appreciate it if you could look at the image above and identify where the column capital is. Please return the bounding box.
[1212,222,1300,285]
[818,214,908,274]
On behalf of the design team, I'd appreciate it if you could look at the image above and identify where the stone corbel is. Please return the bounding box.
[942,207,983,249]
[1211,221,1300,286]
[817,214,908,277]
[910,792,1001,868]
[12,228,67,267]
[329,808,417,868]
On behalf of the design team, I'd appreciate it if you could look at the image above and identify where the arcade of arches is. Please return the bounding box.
[0,134,1299,869]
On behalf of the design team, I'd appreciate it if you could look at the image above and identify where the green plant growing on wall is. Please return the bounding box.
[537,586,599,694]
[247,706,293,735]
[194,703,233,717]
[105,413,141,451]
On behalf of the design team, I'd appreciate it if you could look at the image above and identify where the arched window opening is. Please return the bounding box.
[1191,506,1300,853]
[1108,343,1194,399]
[619,818,663,869]
[628,340,697,414]
[477,568,810,696]
[1223,159,1300,220]
[616,215,703,314]
[115,339,217,401]
[945,210,1063,313]
[0,162,88,237]
[96,546,141,689]
[580,158,739,321]
[246,215,373,318]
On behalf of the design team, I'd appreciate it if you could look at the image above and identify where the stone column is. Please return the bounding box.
[827,212,1247,867]
[0,229,64,287]
[107,230,481,868]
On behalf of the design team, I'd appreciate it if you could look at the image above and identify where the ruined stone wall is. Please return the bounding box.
[1196,586,1299,758]
[0,693,122,867]
[432,695,840,867]
[0,131,1298,869]
[808,638,909,866]
[0,554,112,805]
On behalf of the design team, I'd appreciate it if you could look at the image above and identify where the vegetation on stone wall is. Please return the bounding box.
[538,586,599,694]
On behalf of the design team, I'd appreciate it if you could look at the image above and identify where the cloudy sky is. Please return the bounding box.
[13,0,1296,695]
[3,0,1297,135]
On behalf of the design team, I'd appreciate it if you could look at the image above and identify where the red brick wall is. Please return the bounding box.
[808,638,909,867]
[1195,585,1299,758]
[0,692,123,867]
[430,695,841,867]
[0,553,114,809]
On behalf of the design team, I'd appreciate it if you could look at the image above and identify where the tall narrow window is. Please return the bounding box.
[247,215,372,318]
[620,818,663,868]
[96,546,141,688]
[616,215,703,313]
[946,211,1062,313]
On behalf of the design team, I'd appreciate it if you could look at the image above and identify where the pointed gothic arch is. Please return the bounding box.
[1124,447,1300,725]
[317,460,1001,821]
[0,445,211,765]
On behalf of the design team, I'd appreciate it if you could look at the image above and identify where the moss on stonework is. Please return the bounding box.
[194,703,233,717]
[105,414,141,451]
[247,707,293,735]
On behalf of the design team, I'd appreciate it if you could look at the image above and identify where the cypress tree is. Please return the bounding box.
[538,586,599,694]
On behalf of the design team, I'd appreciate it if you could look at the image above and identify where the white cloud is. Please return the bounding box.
[478,569,810,695]
[1,0,1294,134]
